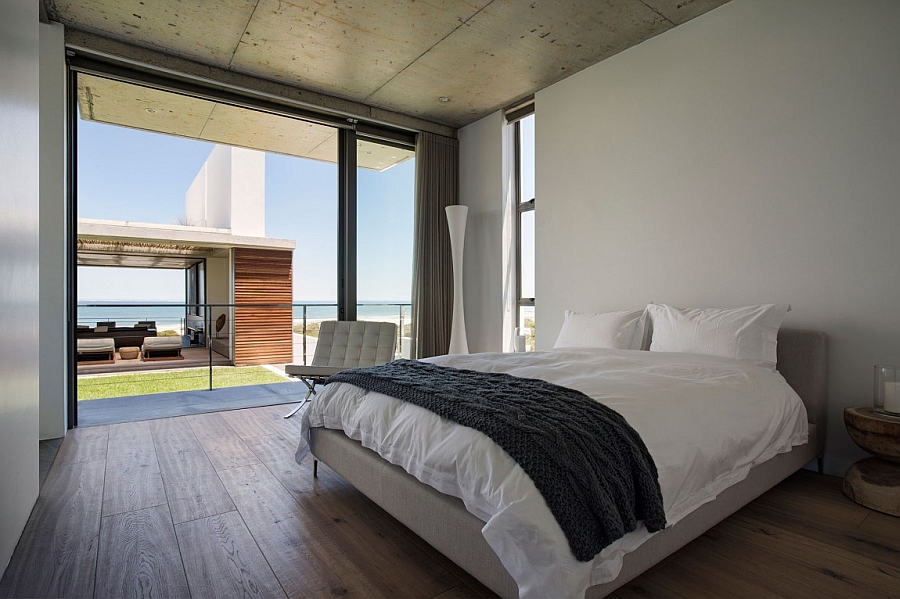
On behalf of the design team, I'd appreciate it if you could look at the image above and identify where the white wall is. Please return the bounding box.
[39,21,67,439]
[229,147,265,237]
[459,111,506,353]
[0,0,40,576]
[184,162,208,226]
[534,0,900,476]
[205,145,232,229]
[186,145,265,236]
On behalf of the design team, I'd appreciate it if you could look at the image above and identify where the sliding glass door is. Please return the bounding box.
[69,67,415,426]
[356,138,416,357]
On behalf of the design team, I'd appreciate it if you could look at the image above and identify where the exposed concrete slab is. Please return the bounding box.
[201,103,335,158]
[78,73,409,170]
[303,132,339,165]
[356,138,415,172]
[642,0,728,25]
[52,0,731,128]
[231,0,490,99]
[368,0,674,125]
[64,28,456,137]
[79,73,214,138]
[49,0,256,68]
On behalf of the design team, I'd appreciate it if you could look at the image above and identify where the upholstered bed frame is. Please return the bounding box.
[308,329,827,598]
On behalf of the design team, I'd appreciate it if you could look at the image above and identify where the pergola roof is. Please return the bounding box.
[77,218,295,269]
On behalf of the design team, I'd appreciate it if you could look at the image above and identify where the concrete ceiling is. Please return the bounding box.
[78,74,414,170]
[47,0,729,129]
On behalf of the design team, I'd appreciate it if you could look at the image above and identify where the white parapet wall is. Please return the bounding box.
[184,162,207,227]
[185,145,265,236]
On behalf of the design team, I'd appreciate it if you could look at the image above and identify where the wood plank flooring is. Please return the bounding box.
[2,405,898,598]
[609,473,900,599]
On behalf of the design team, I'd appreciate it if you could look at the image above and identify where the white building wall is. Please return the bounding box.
[186,145,265,236]
[533,0,900,476]
[39,21,67,440]
[229,147,265,237]
[204,145,233,230]
[0,0,40,576]
[184,163,208,226]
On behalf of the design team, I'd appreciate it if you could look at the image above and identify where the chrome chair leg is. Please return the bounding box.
[283,400,307,419]
[284,378,317,419]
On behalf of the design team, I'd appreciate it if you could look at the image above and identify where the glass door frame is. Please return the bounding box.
[64,57,416,428]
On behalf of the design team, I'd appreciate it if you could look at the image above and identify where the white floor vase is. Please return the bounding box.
[446,205,468,354]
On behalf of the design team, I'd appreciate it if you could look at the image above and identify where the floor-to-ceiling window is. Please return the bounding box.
[69,65,415,426]
[356,138,416,357]
[513,111,536,350]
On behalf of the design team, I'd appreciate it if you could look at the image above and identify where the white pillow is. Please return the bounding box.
[554,309,647,350]
[647,303,790,369]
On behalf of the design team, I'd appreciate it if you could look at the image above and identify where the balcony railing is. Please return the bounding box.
[76,301,412,399]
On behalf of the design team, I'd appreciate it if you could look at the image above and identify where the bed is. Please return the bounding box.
[297,326,826,598]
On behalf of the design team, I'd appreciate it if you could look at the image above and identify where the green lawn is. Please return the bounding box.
[78,366,292,401]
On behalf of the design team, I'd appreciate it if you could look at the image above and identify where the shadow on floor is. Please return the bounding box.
[77,381,307,427]
[39,438,63,490]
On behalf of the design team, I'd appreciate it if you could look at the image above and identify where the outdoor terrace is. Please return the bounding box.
[75,302,411,425]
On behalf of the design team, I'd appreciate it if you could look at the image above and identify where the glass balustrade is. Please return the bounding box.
[75,301,412,400]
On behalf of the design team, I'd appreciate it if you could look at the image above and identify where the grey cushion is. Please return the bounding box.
[142,336,182,350]
[77,337,115,352]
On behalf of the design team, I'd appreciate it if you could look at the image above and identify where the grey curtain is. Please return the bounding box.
[410,132,459,358]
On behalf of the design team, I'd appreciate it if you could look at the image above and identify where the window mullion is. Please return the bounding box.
[338,128,357,321]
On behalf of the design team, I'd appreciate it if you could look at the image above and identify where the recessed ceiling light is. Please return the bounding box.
[439,96,450,103]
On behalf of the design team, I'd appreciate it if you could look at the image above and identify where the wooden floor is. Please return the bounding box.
[2,408,898,599]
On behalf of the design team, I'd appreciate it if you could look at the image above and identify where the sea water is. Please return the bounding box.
[78,301,411,330]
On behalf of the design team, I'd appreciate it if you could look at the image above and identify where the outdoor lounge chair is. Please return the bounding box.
[142,335,184,361]
[283,320,398,418]
[77,337,115,364]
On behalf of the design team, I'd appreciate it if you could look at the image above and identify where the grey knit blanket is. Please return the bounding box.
[326,360,666,561]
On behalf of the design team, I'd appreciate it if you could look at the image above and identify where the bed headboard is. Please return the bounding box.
[776,328,827,455]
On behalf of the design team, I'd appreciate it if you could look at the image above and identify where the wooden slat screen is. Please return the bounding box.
[233,248,293,366]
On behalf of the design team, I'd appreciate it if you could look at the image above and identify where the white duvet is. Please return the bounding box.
[296,348,808,598]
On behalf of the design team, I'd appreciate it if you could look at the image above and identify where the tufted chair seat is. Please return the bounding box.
[283,320,398,418]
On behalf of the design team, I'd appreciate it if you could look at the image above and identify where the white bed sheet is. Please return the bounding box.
[296,348,808,598]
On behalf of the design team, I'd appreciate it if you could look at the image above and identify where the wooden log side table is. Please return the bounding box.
[843,406,900,517]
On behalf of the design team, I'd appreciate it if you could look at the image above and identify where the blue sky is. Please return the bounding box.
[77,119,414,303]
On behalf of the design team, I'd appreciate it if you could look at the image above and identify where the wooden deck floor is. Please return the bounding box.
[77,346,232,376]
[2,408,898,598]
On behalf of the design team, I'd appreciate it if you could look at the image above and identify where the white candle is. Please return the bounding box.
[884,381,900,414]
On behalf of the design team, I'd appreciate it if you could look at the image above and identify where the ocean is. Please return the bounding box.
[78,301,412,330]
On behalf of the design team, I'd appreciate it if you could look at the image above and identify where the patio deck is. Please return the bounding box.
[76,346,231,375]
[76,381,307,427]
